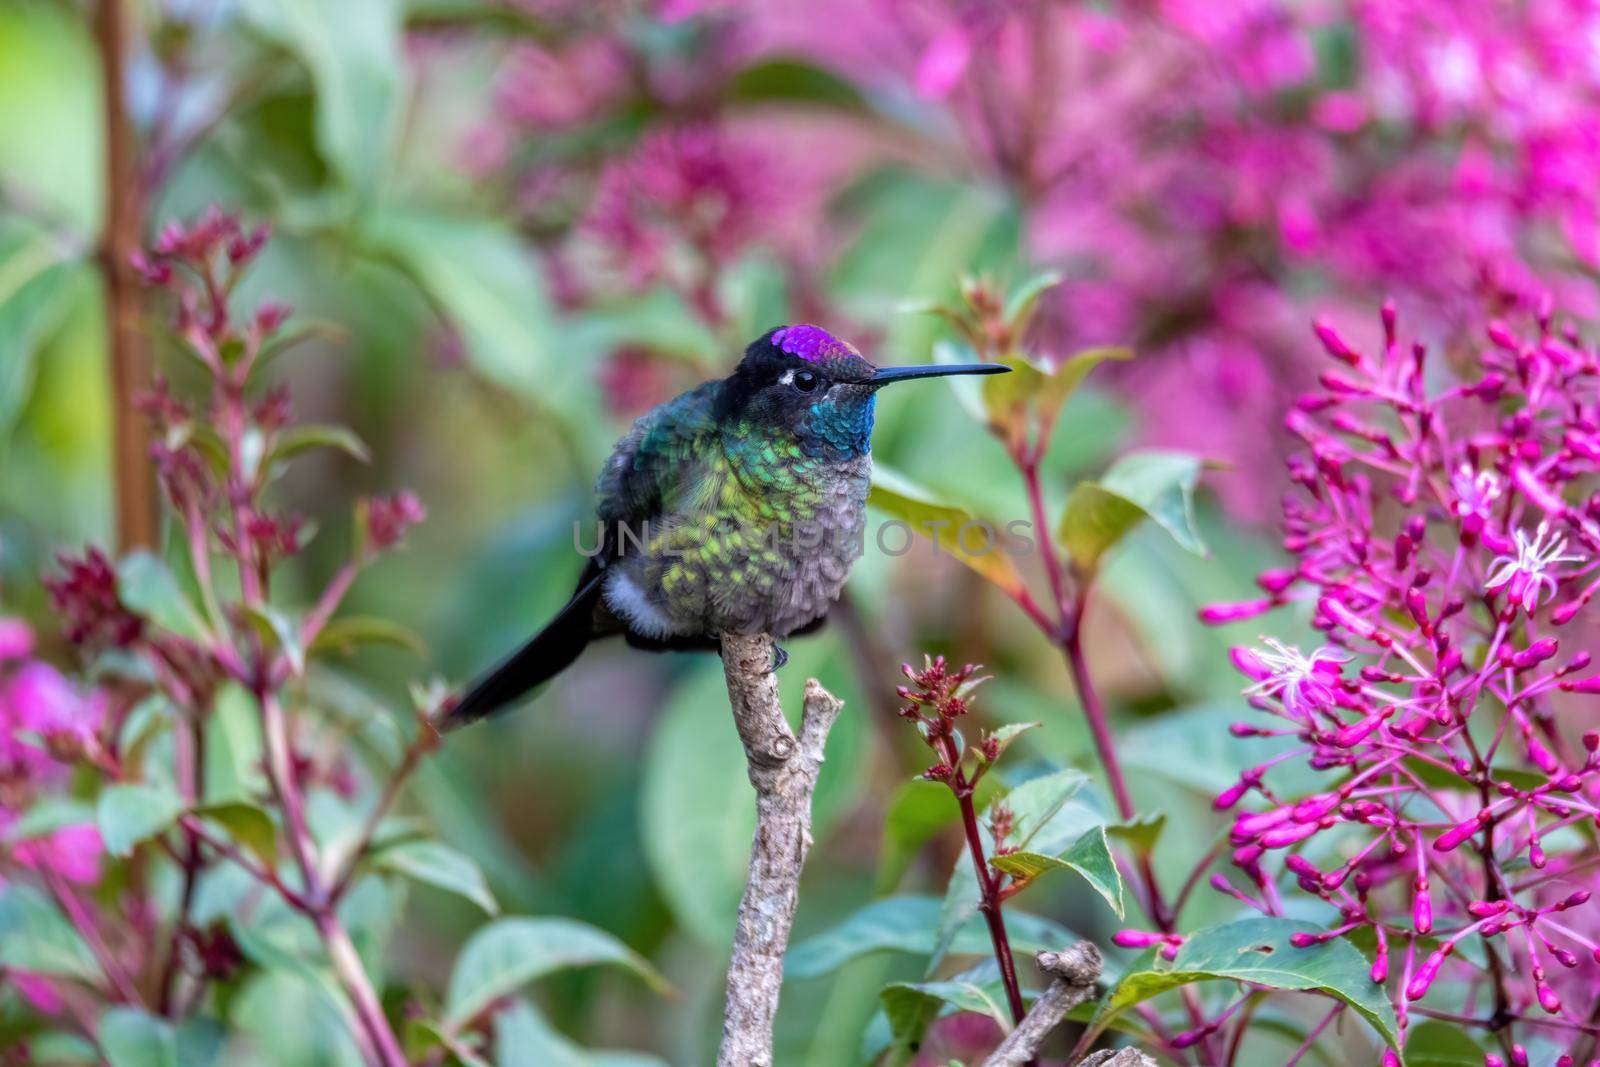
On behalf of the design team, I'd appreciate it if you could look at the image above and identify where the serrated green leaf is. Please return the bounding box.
[991,825,1124,917]
[98,781,184,857]
[868,467,1025,598]
[116,551,206,639]
[1059,450,1207,572]
[309,615,428,658]
[979,722,1040,764]
[444,918,668,1028]
[375,839,498,916]
[1087,917,1399,1055]
[929,770,1092,968]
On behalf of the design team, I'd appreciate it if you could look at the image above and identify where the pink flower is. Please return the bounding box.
[0,617,33,660]
[1204,304,1600,1047]
[1485,523,1583,615]
[1240,639,1347,719]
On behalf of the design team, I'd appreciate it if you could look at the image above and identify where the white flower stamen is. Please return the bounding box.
[1485,522,1583,605]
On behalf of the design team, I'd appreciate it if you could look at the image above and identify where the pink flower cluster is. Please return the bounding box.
[457,1,1600,518]
[0,617,106,1012]
[1203,303,1600,1056]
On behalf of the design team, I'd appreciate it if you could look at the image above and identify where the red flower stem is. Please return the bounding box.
[157,711,206,1015]
[326,723,437,906]
[1021,455,1069,618]
[256,686,406,1066]
[40,866,143,1006]
[938,736,1027,1026]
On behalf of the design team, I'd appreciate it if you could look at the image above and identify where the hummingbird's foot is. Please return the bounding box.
[765,643,789,674]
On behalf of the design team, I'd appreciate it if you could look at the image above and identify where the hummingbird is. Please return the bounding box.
[443,324,1007,729]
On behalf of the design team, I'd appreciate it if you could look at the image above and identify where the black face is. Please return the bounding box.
[714,325,1009,448]
[716,333,873,439]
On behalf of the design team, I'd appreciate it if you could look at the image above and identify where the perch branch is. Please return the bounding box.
[716,632,844,1067]
[982,942,1105,1067]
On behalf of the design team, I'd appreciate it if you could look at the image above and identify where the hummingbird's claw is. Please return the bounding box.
[766,643,789,674]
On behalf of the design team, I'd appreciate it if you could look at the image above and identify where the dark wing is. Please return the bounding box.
[442,381,724,729]
[594,379,723,532]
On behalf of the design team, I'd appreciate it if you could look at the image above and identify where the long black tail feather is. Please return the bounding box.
[443,565,607,730]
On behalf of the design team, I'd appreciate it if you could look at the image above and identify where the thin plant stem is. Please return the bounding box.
[939,735,1027,1026]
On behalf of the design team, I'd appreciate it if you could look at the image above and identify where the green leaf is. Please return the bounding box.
[868,466,1026,598]
[1087,917,1399,1054]
[267,423,371,467]
[4,796,96,841]
[492,1000,669,1067]
[979,722,1040,764]
[990,826,1124,918]
[981,345,1132,454]
[1002,270,1064,333]
[204,684,267,802]
[98,780,184,858]
[365,209,569,408]
[241,603,305,677]
[100,1008,177,1067]
[117,551,206,639]
[238,0,402,197]
[929,769,1094,968]
[0,882,99,981]
[1106,812,1167,856]
[191,801,278,867]
[309,615,428,658]
[375,839,498,916]
[726,58,869,111]
[0,222,81,442]
[1059,450,1208,573]
[877,962,1016,1067]
[444,918,668,1028]
[786,894,1078,979]
[0,6,101,231]
[1404,1020,1489,1066]
[876,777,1002,893]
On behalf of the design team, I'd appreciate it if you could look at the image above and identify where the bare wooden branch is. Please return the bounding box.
[716,632,844,1067]
[1078,1050,1158,1067]
[982,942,1106,1067]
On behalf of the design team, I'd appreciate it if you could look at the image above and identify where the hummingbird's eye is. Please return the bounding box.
[792,370,820,393]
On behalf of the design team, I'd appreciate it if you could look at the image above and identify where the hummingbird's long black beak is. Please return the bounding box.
[868,363,1010,387]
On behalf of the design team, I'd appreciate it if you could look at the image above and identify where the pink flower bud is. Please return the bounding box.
[1313,318,1358,364]
[1199,599,1273,625]
[1112,929,1164,949]
[1435,814,1487,852]
[1511,638,1558,669]
[1405,950,1444,999]
[1260,821,1320,849]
